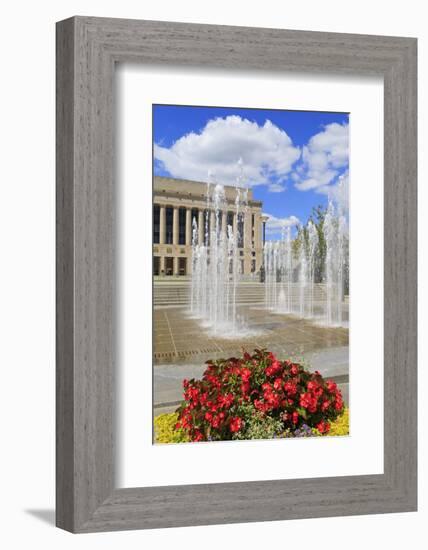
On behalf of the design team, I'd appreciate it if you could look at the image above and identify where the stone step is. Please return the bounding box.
[154,289,328,294]
[153,283,341,306]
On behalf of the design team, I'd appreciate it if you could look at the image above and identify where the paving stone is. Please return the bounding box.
[153,306,349,411]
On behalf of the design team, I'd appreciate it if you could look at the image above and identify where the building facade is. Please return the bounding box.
[153,176,265,276]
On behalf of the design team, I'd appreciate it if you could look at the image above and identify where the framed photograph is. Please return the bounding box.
[56,16,417,532]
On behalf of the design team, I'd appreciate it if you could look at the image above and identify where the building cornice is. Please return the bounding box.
[153,189,262,209]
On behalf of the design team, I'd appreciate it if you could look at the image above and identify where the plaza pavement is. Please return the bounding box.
[153,305,349,414]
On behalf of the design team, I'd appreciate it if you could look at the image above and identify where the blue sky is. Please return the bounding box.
[153,104,349,240]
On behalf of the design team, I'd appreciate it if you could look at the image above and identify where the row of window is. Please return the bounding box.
[153,256,257,276]
[153,256,187,276]
[153,205,256,246]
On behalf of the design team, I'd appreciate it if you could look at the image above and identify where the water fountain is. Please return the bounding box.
[298,228,308,318]
[189,163,250,336]
[323,187,347,326]
[190,159,348,332]
[264,241,277,311]
[263,180,348,327]
[307,220,318,318]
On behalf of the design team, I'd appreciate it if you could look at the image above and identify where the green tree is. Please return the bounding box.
[290,204,349,292]
[308,205,327,283]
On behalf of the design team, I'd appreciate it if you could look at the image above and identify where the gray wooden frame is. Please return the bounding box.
[56,16,417,533]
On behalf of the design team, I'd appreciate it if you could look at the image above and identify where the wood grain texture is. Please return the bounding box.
[56,16,417,533]
[56,17,76,532]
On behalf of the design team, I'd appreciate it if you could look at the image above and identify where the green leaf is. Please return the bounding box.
[297,407,307,419]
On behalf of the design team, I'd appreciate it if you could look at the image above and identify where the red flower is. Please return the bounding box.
[254,399,268,413]
[193,430,204,442]
[308,381,324,398]
[290,364,299,376]
[199,392,208,406]
[283,381,297,396]
[230,416,243,433]
[241,368,252,382]
[334,395,344,411]
[326,380,337,393]
[300,392,318,413]
[184,387,200,404]
[321,400,330,412]
[218,393,234,409]
[212,415,221,428]
[307,381,318,392]
[265,359,282,377]
[316,420,330,434]
[241,381,250,395]
[176,349,346,443]
[273,377,283,390]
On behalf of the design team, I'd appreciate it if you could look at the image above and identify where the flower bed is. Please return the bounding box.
[155,349,348,443]
[154,408,349,444]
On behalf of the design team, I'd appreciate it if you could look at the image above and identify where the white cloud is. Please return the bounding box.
[268,183,286,193]
[154,115,300,187]
[295,169,337,191]
[294,122,349,192]
[263,213,300,235]
[316,171,349,212]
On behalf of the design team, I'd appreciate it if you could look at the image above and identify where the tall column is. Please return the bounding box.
[172,206,179,245]
[261,215,269,246]
[210,210,216,242]
[259,214,265,248]
[252,212,257,249]
[185,208,192,246]
[243,210,252,275]
[173,256,179,276]
[198,209,204,245]
[251,212,259,272]
[221,210,227,241]
[253,212,260,248]
[244,210,251,249]
[160,256,165,276]
[254,212,261,271]
[159,205,166,245]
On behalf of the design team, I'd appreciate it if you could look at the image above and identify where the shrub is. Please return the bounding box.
[327,407,349,436]
[175,348,345,442]
[154,412,190,443]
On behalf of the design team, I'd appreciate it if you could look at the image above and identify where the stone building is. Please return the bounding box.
[153,176,266,276]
